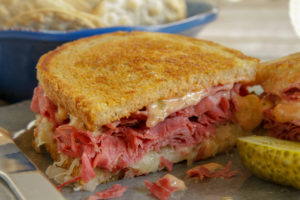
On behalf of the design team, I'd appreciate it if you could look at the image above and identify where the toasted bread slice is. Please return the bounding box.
[37,31,258,130]
[257,52,300,96]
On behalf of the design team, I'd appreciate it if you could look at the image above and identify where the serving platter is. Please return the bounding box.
[0,101,299,200]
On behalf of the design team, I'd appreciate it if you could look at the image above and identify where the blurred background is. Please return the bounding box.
[0,0,300,105]
[199,0,300,60]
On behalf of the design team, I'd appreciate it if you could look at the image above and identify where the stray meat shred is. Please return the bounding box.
[87,184,127,200]
[186,161,237,181]
[144,174,186,200]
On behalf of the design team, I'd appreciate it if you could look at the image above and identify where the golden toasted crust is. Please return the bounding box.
[257,52,300,95]
[37,31,258,130]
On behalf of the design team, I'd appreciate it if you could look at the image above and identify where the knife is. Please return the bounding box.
[0,126,65,200]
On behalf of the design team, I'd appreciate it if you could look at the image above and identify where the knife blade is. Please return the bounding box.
[0,126,65,200]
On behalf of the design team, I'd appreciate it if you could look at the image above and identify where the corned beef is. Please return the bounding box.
[31,85,57,124]
[186,161,237,180]
[263,84,300,142]
[264,109,300,142]
[160,157,173,172]
[281,83,300,101]
[144,174,185,200]
[87,184,127,200]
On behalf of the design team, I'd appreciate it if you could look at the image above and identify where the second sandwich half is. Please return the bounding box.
[30,31,259,190]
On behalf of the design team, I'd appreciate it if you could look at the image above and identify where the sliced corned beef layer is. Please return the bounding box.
[280,83,300,101]
[31,84,239,183]
[264,109,300,142]
[262,84,300,142]
[31,85,57,125]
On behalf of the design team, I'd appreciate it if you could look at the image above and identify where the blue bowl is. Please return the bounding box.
[0,1,218,102]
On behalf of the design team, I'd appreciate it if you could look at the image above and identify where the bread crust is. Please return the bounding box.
[37,31,258,130]
[257,52,300,95]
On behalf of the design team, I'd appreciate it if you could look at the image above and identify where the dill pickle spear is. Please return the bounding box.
[237,135,300,189]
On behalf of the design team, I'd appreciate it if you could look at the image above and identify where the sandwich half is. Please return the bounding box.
[30,31,259,190]
[256,52,300,141]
